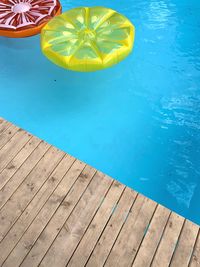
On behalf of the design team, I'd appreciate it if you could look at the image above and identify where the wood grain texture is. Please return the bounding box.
[0,118,199,267]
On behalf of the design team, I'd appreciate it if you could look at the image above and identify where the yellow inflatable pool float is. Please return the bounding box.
[41,6,135,72]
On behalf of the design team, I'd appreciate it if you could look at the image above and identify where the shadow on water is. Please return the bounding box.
[0,35,128,115]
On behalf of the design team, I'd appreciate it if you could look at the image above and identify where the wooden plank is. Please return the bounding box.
[104,195,157,267]
[86,187,137,267]
[132,205,171,267]
[0,129,32,172]
[67,180,125,267]
[0,125,19,150]
[0,140,48,209]
[0,136,41,191]
[0,154,75,265]
[0,146,64,242]
[151,212,185,267]
[0,117,199,267]
[40,172,113,267]
[0,119,11,135]
[3,160,87,267]
[170,220,199,267]
[20,165,96,267]
[189,232,200,267]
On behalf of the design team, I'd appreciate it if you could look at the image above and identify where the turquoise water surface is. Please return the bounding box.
[0,0,200,224]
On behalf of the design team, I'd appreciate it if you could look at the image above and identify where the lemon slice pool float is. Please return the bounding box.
[41,7,135,72]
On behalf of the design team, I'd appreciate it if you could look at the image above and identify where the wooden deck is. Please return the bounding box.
[0,117,199,267]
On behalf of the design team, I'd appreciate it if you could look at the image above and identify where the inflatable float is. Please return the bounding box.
[0,0,61,38]
[41,7,135,72]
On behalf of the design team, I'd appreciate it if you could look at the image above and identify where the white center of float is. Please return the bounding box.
[12,2,31,13]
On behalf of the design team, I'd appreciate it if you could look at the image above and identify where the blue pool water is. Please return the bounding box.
[0,0,200,224]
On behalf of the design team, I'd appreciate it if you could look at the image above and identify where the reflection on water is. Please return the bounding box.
[147,1,175,29]
[161,95,200,130]
[157,92,200,212]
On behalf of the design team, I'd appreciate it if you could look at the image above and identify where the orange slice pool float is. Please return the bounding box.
[0,0,61,38]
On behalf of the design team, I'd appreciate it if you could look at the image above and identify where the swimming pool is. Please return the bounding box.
[0,0,200,224]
